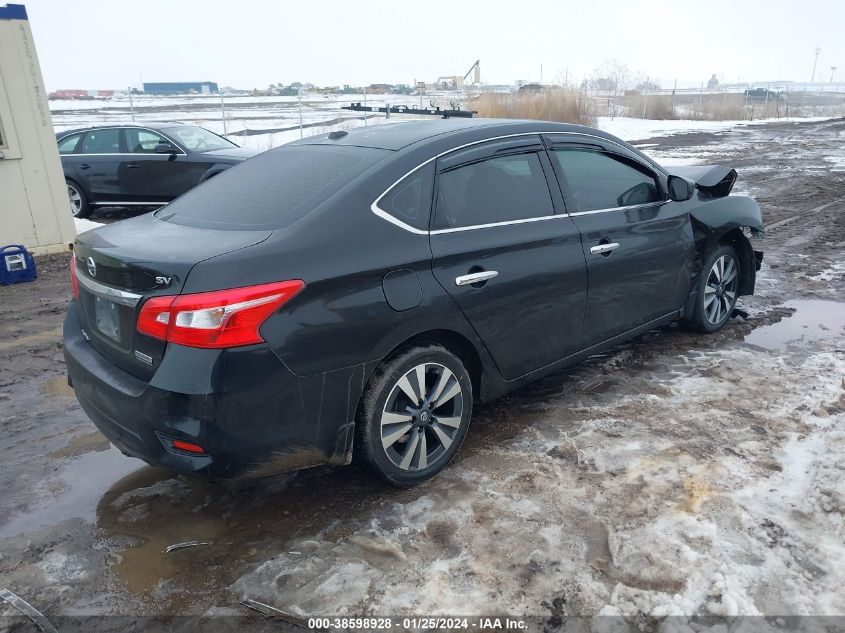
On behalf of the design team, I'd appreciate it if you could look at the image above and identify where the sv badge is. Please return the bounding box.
[155,276,172,286]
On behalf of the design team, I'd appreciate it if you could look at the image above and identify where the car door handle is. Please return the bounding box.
[79,163,90,170]
[455,270,498,286]
[590,242,620,255]
[126,162,140,168]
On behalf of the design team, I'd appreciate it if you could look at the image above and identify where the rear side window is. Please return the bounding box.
[81,129,120,154]
[434,152,553,229]
[377,162,434,230]
[157,145,388,230]
[58,133,82,154]
[551,148,661,212]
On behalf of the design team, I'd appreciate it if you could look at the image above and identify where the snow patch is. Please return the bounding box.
[73,218,104,234]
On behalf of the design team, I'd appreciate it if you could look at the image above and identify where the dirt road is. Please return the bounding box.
[1,118,843,630]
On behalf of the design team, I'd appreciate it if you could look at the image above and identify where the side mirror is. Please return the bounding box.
[667,175,696,202]
[154,142,176,154]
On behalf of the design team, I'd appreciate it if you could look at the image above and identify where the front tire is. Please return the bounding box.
[686,244,740,333]
[356,345,473,487]
[67,180,91,219]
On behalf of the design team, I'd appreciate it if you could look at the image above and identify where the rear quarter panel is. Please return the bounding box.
[181,158,490,379]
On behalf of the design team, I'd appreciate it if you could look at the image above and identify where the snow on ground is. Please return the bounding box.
[597,116,837,143]
[73,217,104,234]
[232,313,845,618]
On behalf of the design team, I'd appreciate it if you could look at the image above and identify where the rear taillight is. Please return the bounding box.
[70,255,79,299]
[136,280,304,349]
[170,439,206,454]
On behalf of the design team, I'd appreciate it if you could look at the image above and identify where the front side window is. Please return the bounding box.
[434,152,553,230]
[126,129,169,153]
[161,126,236,152]
[552,148,661,212]
[57,133,82,154]
[80,129,121,154]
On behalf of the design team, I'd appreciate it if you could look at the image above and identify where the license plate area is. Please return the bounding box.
[94,296,121,342]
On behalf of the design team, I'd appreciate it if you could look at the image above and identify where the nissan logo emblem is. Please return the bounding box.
[86,257,97,278]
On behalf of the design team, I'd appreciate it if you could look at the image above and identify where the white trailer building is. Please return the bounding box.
[0,3,75,255]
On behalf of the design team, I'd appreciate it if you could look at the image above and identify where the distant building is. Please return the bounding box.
[142,81,218,95]
[707,74,719,89]
[48,89,113,99]
[517,82,544,93]
[48,89,89,99]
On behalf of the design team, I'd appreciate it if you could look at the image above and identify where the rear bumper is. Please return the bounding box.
[63,302,355,478]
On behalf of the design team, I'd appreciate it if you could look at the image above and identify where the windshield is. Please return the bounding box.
[156,144,389,230]
[162,125,237,152]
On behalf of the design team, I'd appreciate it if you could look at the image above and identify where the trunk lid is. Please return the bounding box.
[72,213,272,380]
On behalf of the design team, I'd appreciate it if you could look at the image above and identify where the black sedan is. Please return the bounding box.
[56,122,257,218]
[63,119,763,486]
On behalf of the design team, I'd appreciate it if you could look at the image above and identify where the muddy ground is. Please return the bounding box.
[1,118,844,631]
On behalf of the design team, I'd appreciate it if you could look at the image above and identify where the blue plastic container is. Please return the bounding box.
[0,245,37,285]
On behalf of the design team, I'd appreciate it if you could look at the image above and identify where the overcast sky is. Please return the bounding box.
[17,0,845,91]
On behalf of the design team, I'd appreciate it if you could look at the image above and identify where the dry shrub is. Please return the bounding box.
[617,91,813,121]
[473,89,596,126]
[624,94,676,120]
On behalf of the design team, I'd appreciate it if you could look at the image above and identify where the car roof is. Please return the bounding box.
[291,118,629,152]
[55,121,186,138]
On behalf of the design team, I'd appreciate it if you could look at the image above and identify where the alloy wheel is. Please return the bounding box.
[68,184,83,216]
[380,362,464,471]
[704,254,738,325]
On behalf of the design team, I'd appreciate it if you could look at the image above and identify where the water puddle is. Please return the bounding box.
[38,375,75,398]
[91,463,397,604]
[0,446,145,538]
[745,300,845,352]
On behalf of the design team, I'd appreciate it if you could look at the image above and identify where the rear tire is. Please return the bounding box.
[684,244,740,333]
[356,345,473,487]
[67,179,91,219]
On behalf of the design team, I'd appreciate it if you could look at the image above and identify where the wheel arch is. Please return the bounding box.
[367,328,485,403]
[690,217,757,296]
[683,222,758,321]
[717,228,756,296]
[65,175,89,199]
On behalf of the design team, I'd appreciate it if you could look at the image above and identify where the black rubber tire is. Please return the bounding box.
[67,179,91,219]
[684,243,740,333]
[356,345,473,487]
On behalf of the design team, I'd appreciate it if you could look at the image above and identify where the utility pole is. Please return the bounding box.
[811,46,821,83]
[671,78,677,116]
[220,93,227,134]
[128,87,135,122]
[297,89,304,138]
[698,82,703,118]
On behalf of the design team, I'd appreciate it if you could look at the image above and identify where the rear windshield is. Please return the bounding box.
[156,144,389,230]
